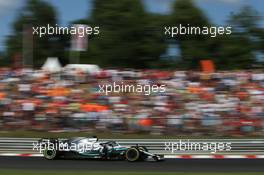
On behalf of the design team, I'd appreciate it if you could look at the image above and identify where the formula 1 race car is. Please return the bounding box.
[38,137,164,162]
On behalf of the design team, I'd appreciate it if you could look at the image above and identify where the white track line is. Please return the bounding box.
[0,153,264,159]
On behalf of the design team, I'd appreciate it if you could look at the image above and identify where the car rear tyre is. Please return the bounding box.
[125,147,140,162]
[43,149,57,160]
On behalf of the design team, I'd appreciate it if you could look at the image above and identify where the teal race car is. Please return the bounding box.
[38,137,164,162]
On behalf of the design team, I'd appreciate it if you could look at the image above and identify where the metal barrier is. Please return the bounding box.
[0,138,263,155]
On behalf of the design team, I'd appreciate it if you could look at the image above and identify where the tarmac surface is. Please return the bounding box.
[0,156,264,172]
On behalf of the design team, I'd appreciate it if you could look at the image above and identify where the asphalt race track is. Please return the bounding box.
[0,157,264,172]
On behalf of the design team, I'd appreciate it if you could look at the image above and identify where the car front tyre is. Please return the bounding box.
[125,147,140,162]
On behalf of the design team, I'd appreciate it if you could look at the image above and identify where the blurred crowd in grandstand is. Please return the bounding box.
[0,67,263,137]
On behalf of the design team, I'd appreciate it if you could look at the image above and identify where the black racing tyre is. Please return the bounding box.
[125,147,140,162]
[153,155,159,161]
[43,148,57,160]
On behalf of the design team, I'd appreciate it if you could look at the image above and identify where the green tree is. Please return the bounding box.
[169,0,212,69]
[83,0,166,68]
[5,0,67,67]
[209,35,254,69]
[169,1,263,69]
[219,5,263,69]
